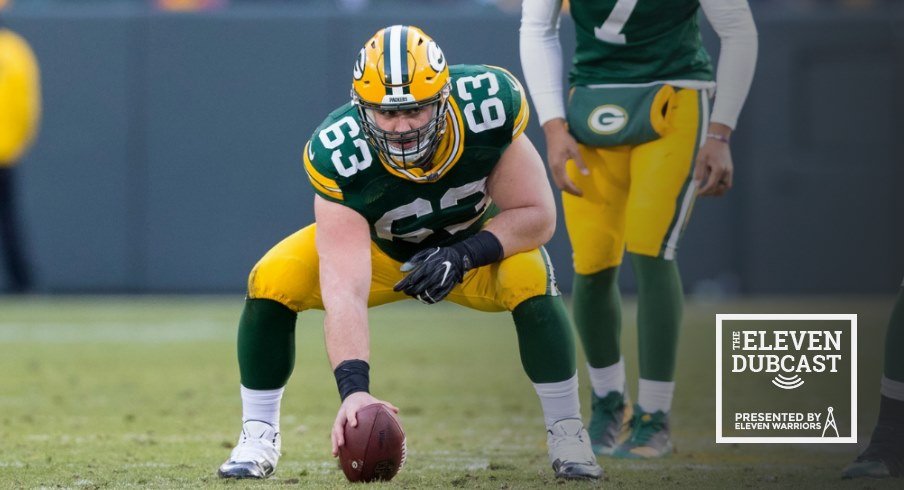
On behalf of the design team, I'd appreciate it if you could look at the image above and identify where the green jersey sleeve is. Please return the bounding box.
[450,65,531,146]
[302,103,375,205]
[490,65,531,141]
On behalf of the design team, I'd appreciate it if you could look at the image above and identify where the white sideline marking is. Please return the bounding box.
[0,320,229,343]
[285,450,493,473]
[426,458,489,471]
[25,433,225,443]
[123,462,174,468]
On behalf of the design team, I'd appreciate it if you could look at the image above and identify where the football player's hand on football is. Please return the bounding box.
[393,247,465,304]
[542,118,589,197]
[695,124,734,197]
[331,391,399,457]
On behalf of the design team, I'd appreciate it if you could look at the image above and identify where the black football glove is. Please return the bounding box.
[393,247,465,304]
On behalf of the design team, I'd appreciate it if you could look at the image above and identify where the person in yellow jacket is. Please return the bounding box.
[0,21,41,292]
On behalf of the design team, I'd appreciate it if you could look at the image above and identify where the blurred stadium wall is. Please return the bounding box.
[2,2,902,294]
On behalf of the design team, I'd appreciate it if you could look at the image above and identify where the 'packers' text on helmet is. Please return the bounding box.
[351,25,451,175]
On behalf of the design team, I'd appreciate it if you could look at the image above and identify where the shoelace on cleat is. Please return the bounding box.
[626,414,664,446]
[232,441,278,464]
[549,427,594,464]
[592,395,622,418]
[230,429,280,465]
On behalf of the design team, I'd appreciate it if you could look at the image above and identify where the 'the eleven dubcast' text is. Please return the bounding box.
[731,330,842,373]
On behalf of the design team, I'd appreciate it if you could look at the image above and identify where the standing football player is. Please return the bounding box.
[843,279,904,478]
[520,0,757,457]
[216,25,603,481]
[0,18,40,293]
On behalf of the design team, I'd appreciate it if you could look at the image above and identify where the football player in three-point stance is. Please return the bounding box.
[217,25,603,481]
[521,0,757,457]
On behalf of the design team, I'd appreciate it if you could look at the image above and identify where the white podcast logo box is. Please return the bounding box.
[716,314,857,444]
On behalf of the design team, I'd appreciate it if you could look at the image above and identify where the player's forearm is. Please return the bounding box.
[319,246,372,369]
[484,205,555,258]
[314,196,374,368]
[323,295,370,369]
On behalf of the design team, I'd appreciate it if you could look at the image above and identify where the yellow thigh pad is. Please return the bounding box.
[446,246,559,312]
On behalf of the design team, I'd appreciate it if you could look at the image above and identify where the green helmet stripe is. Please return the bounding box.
[383,26,393,95]
[382,25,411,97]
[399,26,410,88]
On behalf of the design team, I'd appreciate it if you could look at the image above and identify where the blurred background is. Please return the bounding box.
[0,0,901,296]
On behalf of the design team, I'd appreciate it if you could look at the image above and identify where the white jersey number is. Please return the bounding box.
[457,74,506,133]
[594,0,638,45]
[318,116,372,178]
[375,178,490,243]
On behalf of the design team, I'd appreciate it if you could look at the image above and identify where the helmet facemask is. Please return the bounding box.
[354,83,450,172]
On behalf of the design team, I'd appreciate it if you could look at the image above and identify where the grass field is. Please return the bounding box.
[0,295,899,489]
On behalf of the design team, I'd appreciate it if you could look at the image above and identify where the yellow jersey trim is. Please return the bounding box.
[512,87,529,140]
[486,65,530,141]
[302,141,344,200]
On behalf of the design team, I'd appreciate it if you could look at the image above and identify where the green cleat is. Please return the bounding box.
[613,407,673,459]
[588,390,631,456]
[842,424,903,479]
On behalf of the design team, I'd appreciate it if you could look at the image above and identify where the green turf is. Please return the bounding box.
[0,295,898,488]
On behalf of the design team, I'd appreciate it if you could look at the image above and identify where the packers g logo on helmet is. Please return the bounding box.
[427,41,445,73]
[351,25,452,176]
[352,48,366,81]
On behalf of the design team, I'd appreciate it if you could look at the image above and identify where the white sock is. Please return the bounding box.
[533,373,581,428]
[587,357,625,398]
[881,376,904,401]
[241,385,284,430]
[637,378,674,414]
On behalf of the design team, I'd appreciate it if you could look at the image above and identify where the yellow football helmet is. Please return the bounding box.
[351,25,451,172]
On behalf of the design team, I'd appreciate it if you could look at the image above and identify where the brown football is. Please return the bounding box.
[338,403,406,482]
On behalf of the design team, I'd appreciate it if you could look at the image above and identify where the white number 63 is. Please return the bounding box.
[456,73,506,133]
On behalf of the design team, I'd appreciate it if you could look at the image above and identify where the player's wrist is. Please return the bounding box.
[542,118,568,137]
[334,359,370,401]
[706,132,731,144]
[449,230,504,271]
[706,122,733,144]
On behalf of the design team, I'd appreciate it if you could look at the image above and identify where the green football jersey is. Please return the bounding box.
[303,64,529,263]
[569,0,714,86]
